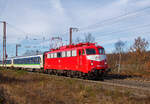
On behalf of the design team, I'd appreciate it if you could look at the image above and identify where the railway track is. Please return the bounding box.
[2,68,150,92]
[90,79,150,91]
[74,78,150,92]
[37,71,150,92]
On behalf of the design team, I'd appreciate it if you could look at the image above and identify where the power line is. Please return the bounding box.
[79,13,150,35]
[97,23,150,38]
[80,5,150,31]
[6,23,29,35]
[96,28,150,43]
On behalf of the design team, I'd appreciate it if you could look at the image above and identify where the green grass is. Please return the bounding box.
[15,70,28,76]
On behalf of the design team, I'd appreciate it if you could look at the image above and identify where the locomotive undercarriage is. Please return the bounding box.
[45,69,105,81]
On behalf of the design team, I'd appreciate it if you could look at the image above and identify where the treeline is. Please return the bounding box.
[107,37,150,76]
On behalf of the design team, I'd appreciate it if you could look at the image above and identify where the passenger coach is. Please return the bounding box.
[0,55,43,69]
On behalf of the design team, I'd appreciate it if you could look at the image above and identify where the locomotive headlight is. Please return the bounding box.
[91,61,93,66]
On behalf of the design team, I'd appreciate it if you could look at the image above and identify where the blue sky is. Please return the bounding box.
[0,0,150,57]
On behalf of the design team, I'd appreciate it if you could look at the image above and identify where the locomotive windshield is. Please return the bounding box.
[86,48,96,55]
[99,48,105,54]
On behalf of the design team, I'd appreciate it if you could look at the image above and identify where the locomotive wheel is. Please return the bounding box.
[99,72,104,81]
[63,70,67,77]
[95,71,104,81]
[57,70,62,76]
[78,72,82,78]
[67,71,70,77]
[70,71,74,78]
[45,70,48,74]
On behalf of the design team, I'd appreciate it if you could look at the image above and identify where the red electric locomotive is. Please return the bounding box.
[44,43,108,79]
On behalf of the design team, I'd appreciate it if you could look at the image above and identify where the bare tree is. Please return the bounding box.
[84,33,95,43]
[114,40,126,73]
[115,40,126,54]
[130,37,149,53]
[129,37,149,70]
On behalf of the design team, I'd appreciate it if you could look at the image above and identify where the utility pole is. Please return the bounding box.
[70,28,72,45]
[69,27,78,45]
[3,21,6,66]
[16,44,21,56]
[118,52,121,73]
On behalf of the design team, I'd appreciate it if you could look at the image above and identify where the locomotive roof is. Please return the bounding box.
[10,54,43,59]
[47,42,103,53]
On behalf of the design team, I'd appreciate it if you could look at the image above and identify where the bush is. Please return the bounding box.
[0,87,5,104]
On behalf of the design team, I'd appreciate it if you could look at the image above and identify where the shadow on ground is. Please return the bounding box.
[103,74,138,80]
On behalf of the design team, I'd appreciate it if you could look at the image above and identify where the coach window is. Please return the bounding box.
[67,51,71,57]
[27,58,29,64]
[29,58,31,64]
[36,57,38,64]
[27,58,30,64]
[72,50,77,56]
[31,57,33,64]
[57,52,62,58]
[22,59,25,64]
[37,57,41,64]
[34,57,36,64]
[34,57,37,64]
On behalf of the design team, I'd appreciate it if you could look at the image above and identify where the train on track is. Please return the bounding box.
[0,43,108,79]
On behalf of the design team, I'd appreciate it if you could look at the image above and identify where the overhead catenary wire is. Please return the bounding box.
[79,13,150,34]
[97,23,150,38]
[80,5,150,31]
[6,23,29,35]
[95,29,150,46]
[1,4,150,57]
[73,6,150,43]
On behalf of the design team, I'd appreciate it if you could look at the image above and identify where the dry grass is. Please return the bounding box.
[0,69,150,104]
[107,52,150,78]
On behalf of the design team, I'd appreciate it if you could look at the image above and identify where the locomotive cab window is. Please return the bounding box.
[86,48,96,55]
[99,48,105,54]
